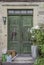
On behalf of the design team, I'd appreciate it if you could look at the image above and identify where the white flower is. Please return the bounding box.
[30,29,33,33]
[31,25,40,29]
[32,36,35,38]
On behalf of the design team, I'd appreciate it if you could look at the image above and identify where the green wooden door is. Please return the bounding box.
[8,15,33,54]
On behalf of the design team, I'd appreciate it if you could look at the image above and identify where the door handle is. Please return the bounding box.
[22,32,23,39]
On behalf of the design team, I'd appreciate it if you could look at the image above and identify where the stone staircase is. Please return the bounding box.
[2,54,34,65]
[12,54,34,63]
[2,63,34,65]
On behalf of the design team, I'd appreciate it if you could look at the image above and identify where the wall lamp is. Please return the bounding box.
[3,17,6,25]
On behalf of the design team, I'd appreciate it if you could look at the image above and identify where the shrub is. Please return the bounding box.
[34,58,44,65]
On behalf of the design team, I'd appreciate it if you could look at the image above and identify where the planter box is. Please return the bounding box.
[31,45,38,59]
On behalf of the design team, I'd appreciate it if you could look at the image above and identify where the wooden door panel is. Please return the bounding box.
[8,16,20,53]
[20,16,33,53]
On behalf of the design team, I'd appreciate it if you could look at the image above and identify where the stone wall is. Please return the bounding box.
[1,0,44,2]
[0,2,44,57]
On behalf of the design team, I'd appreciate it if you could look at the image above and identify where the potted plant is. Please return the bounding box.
[30,26,44,58]
[30,26,40,59]
[32,26,44,65]
[35,28,44,57]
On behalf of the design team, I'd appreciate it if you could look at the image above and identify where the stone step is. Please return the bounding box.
[13,60,34,63]
[13,57,34,63]
[2,63,34,65]
[14,57,33,61]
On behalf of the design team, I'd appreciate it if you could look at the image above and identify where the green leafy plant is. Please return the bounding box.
[38,45,44,57]
[34,58,44,65]
[35,29,44,54]
[35,29,44,45]
[31,29,44,45]
[30,27,44,45]
[30,29,37,45]
[33,27,44,65]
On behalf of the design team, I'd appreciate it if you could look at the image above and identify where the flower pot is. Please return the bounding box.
[31,45,38,59]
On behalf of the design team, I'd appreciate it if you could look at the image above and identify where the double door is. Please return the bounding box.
[8,15,33,54]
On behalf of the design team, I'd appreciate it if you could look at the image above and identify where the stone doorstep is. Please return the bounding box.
[13,60,34,63]
[14,57,33,61]
[12,57,34,63]
[13,59,34,62]
[0,54,34,63]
